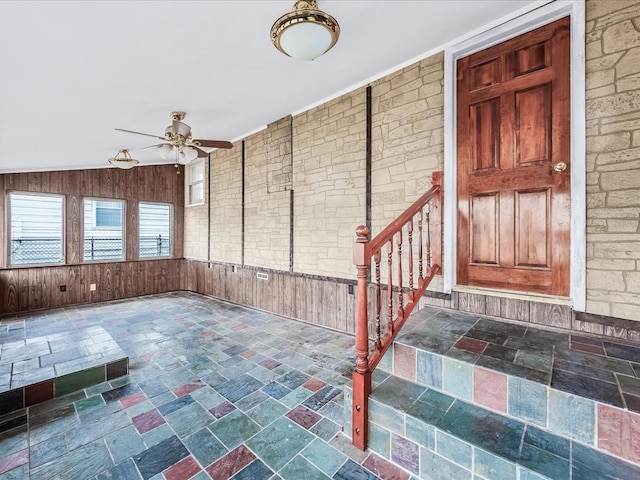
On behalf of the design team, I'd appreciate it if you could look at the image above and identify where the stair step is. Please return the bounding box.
[366,306,640,467]
[0,326,129,415]
[345,374,640,479]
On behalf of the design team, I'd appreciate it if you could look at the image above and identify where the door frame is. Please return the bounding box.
[443,0,586,310]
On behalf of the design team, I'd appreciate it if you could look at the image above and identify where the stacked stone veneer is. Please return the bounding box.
[586,0,640,320]
[293,89,366,278]
[244,126,291,270]
[371,53,445,292]
[209,143,243,264]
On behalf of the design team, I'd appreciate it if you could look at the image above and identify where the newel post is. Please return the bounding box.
[352,225,372,451]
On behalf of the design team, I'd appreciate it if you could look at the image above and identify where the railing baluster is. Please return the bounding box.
[374,252,382,351]
[397,231,403,318]
[408,221,414,301]
[418,210,424,284]
[426,209,431,274]
[387,240,394,335]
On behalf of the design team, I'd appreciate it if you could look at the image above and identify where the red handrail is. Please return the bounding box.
[351,171,442,450]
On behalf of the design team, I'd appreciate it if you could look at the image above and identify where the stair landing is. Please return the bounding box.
[346,306,640,479]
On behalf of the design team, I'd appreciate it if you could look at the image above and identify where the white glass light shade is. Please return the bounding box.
[271,1,340,61]
[108,149,139,169]
[177,146,198,165]
[108,158,138,169]
[158,144,174,160]
[279,22,333,60]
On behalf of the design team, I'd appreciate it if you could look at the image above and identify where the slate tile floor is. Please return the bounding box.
[0,292,391,480]
[398,309,640,412]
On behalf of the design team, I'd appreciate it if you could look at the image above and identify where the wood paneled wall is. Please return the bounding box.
[183,259,357,333]
[0,259,183,313]
[0,165,185,314]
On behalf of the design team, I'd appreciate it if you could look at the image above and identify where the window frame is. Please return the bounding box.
[82,197,126,263]
[7,191,66,267]
[138,201,173,259]
[185,159,206,207]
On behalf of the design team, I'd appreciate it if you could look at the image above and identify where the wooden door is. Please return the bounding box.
[456,17,570,296]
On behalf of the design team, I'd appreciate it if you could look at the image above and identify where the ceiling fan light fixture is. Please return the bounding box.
[271,0,340,61]
[108,149,139,169]
[158,144,174,160]
[177,146,198,165]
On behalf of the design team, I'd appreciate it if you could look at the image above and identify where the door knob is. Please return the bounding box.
[554,162,567,172]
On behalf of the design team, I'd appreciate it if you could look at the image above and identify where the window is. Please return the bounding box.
[186,160,205,205]
[94,201,122,228]
[83,199,124,261]
[139,203,171,258]
[9,192,64,265]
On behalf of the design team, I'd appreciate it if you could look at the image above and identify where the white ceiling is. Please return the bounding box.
[0,0,543,174]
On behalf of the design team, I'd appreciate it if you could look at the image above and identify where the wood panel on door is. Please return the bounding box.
[457,17,570,296]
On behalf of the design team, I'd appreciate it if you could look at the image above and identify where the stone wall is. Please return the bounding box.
[210,144,243,264]
[586,0,640,320]
[371,52,445,291]
[293,89,366,278]
[244,125,291,271]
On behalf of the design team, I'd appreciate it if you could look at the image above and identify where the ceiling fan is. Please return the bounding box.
[115,111,233,165]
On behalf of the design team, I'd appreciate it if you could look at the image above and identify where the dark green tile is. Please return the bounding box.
[406,399,447,425]
[420,449,472,480]
[208,409,261,449]
[309,417,340,442]
[523,425,570,459]
[55,366,105,397]
[74,395,105,413]
[246,398,288,427]
[29,433,68,468]
[419,389,455,411]
[474,449,516,480]
[438,401,524,462]
[279,455,330,480]
[371,376,425,411]
[245,417,313,471]
[518,443,569,479]
[184,427,228,467]
[104,424,146,464]
[572,442,640,480]
[30,439,114,480]
[0,389,24,416]
[164,402,214,438]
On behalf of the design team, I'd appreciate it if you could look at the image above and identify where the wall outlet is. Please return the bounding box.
[257,272,269,281]
[59,285,66,292]
[232,265,237,273]
[348,284,354,295]
[90,283,96,291]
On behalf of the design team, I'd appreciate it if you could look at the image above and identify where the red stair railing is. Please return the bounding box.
[351,171,442,450]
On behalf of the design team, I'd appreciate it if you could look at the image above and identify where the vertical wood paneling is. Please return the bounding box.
[282,275,296,318]
[0,164,184,314]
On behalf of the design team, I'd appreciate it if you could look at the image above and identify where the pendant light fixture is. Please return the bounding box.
[108,149,139,169]
[271,0,340,61]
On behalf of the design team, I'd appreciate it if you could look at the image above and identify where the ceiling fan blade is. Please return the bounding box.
[193,139,233,149]
[192,146,209,158]
[115,128,166,141]
[141,143,169,150]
